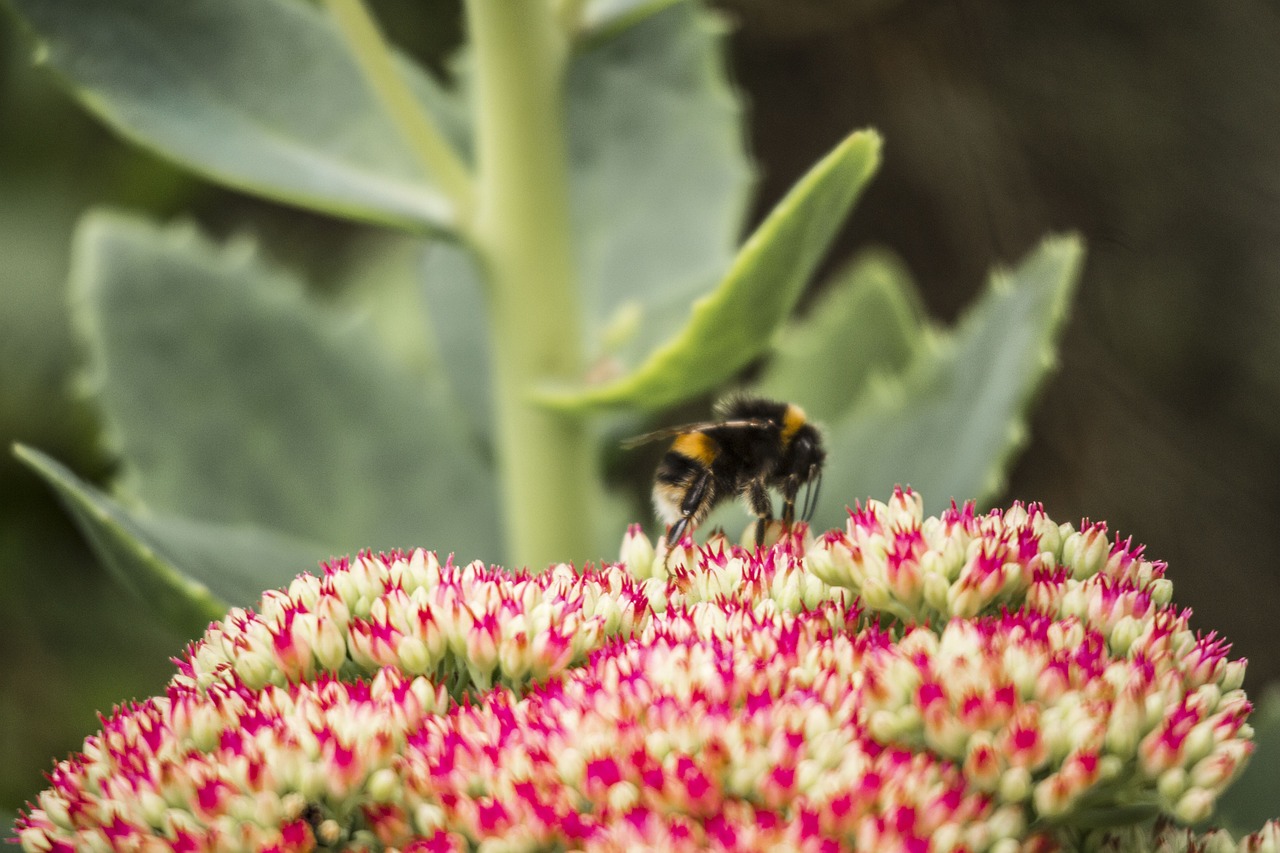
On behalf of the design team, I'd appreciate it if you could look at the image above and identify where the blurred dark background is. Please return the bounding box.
[728,0,1280,688]
[3,0,1278,819]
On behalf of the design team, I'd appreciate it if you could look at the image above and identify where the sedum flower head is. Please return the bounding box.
[16,490,1266,852]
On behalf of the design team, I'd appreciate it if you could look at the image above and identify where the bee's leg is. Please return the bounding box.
[781,473,800,529]
[666,516,690,546]
[746,477,774,548]
[667,471,713,548]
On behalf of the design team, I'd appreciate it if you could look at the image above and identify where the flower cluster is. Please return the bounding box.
[178,551,652,693]
[15,491,1268,852]
[801,489,1251,825]
[21,670,445,852]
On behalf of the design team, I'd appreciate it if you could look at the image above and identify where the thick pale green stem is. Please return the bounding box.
[555,0,590,34]
[466,0,597,568]
[327,0,475,224]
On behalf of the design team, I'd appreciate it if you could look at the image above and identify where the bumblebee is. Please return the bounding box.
[625,396,825,548]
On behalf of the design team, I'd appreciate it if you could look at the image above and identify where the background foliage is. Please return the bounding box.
[2,0,1278,832]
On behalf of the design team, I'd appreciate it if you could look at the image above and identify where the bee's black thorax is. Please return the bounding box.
[716,396,791,427]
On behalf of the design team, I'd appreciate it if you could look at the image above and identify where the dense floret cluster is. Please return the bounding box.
[15,490,1270,852]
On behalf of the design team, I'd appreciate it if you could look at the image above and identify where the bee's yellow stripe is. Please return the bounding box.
[672,431,718,465]
[781,404,808,445]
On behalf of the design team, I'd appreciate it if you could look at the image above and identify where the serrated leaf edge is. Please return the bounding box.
[834,234,1084,506]
[67,210,324,503]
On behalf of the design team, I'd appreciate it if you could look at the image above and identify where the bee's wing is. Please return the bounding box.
[620,419,773,449]
[619,423,715,449]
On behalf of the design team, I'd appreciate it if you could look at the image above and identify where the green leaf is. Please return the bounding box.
[1213,685,1280,836]
[73,210,503,563]
[141,516,329,611]
[335,233,440,381]
[4,0,461,230]
[15,445,337,625]
[14,444,229,633]
[814,235,1083,522]
[755,249,926,424]
[538,129,881,412]
[569,2,753,374]
[422,241,494,442]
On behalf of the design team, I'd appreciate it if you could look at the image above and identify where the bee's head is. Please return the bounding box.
[783,421,826,523]
[786,422,826,480]
[778,404,823,472]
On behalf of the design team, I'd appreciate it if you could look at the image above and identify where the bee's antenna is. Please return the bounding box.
[802,467,823,523]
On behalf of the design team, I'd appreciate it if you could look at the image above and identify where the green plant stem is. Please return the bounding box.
[555,0,591,35]
[465,0,597,568]
[326,0,475,225]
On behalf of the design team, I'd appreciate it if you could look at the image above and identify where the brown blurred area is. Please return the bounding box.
[2,0,1278,817]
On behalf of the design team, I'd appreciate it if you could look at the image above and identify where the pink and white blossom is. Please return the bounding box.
[15,491,1265,852]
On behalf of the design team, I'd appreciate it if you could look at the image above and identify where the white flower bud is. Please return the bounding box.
[1158,767,1188,802]
[367,768,400,802]
[998,766,1031,803]
[619,525,657,580]
[398,635,431,675]
[1174,787,1216,824]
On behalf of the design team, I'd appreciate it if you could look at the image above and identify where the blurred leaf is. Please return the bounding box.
[421,241,494,443]
[139,515,333,610]
[16,445,334,623]
[1214,685,1280,835]
[755,249,926,424]
[575,0,686,44]
[538,129,881,412]
[4,0,462,230]
[72,210,503,563]
[335,233,438,381]
[814,235,1083,522]
[14,444,228,633]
